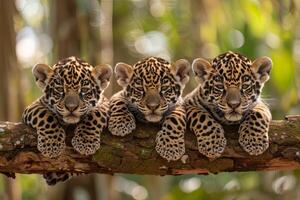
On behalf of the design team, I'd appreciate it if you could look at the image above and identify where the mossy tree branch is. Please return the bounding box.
[0,116,300,177]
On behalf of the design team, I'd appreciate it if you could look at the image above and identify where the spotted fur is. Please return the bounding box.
[22,56,112,184]
[185,51,272,158]
[108,57,190,161]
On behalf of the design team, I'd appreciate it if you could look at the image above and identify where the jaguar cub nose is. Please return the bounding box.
[65,102,78,112]
[146,102,160,110]
[65,95,79,112]
[145,88,160,111]
[227,100,241,109]
[226,87,241,109]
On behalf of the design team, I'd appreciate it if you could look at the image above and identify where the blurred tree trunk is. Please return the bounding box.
[51,0,81,59]
[0,1,23,200]
[100,0,115,98]
[97,0,118,200]
[0,1,24,121]
[182,0,206,95]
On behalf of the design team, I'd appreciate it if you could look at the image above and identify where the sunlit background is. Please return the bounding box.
[0,0,300,199]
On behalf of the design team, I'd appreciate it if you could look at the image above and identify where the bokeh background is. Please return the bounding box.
[0,0,300,199]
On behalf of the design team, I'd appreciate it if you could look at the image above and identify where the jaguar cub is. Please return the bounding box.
[22,56,112,158]
[108,57,190,161]
[185,51,272,158]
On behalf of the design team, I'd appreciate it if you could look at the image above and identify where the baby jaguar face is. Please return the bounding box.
[115,57,190,123]
[33,56,112,124]
[193,51,272,122]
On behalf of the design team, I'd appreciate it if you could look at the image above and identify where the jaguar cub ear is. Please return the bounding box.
[192,58,212,83]
[115,62,134,87]
[32,63,53,89]
[170,59,190,85]
[251,56,272,84]
[92,64,112,89]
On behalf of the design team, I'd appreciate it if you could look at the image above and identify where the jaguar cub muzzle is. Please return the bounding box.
[224,87,242,121]
[144,88,163,123]
[226,87,241,109]
[63,92,81,124]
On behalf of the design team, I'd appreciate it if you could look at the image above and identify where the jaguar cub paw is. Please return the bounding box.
[155,130,185,161]
[239,132,269,156]
[71,134,100,156]
[197,132,227,159]
[108,114,136,136]
[37,136,65,158]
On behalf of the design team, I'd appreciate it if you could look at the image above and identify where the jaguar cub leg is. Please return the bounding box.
[43,172,72,185]
[238,102,271,155]
[51,108,105,185]
[43,172,84,185]
[187,106,226,159]
[108,94,136,136]
[155,106,186,161]
[22,101,66,158]
[72,107,107,155]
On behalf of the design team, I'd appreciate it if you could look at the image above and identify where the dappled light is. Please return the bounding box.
[115,177,148,200]
[179,177,202,193]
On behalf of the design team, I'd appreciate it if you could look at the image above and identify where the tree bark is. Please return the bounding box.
[0,116,300,176]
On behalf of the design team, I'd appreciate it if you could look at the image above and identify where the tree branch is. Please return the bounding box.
[0,116,300,177]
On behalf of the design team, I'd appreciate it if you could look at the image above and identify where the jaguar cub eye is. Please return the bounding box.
[162,78,169,84]
[54,78,63,85]
[242,75,251,82]
[135,78,142,84]
[161,86,168,91]
[82,80,90,86]
[216,84,224,90]
[81,88,90,93]
[133,89,143,99]
[56,87,64,93]
[162,86,173,94]
[214,75,222,82]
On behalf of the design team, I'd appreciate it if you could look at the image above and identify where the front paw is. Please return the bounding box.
[197,132,227,159]
[71,134,100,156]
[239,131,269,156]
[108,114,136,136]
[37,135,65,158]
[155,130,185,161]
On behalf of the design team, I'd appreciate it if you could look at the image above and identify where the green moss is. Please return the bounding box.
[134,130,152,138]
[0,128,7,137]
[206,159,234,173]
[288,122,300,135]
[93,146,122,168]
[134,159,159,174]
[110,142,125,149]
[138,148,153,159]
[138,139,155,148]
